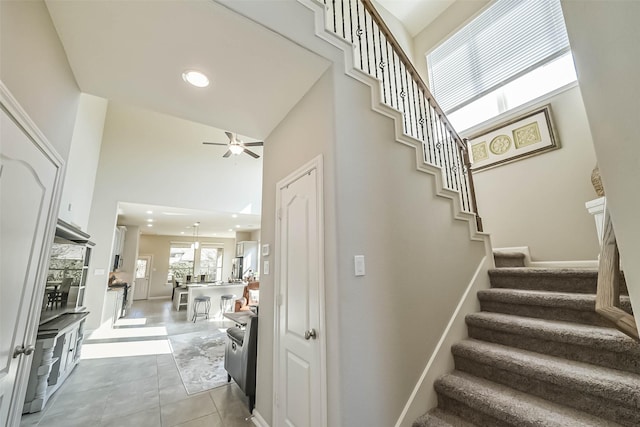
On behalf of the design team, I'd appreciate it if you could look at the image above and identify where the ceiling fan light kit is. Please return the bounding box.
[202,131,264,159]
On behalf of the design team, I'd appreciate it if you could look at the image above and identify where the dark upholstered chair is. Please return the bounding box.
[224,315,258,411]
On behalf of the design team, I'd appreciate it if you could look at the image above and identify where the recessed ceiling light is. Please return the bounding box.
[213,233,217,236]
[146,210,153,214]
[147,219,153,222]
[235,225,241,228]
[228,228,233,232]
[181,232,185,235]
[182,70,209,88]
[232,214,238,218]
[147,224,153,227]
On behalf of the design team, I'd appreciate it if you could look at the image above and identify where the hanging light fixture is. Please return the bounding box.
[192,222,200,250]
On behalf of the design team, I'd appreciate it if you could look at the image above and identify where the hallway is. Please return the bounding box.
[21,299,254,427]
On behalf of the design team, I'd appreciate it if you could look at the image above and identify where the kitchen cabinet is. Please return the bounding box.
[22,312,89,414]
[102,287,125,326]
[110,226,127,270]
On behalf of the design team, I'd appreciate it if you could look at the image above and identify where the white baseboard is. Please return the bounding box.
[493,246,598,268]
[529,260,598,268]
[251,409,269,427]
[147,296,171,300]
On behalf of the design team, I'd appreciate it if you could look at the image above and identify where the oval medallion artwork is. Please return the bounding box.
[467,105,559,171]
[489,135,512,155]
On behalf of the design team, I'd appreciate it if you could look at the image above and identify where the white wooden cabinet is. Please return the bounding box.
[22,313,88,414]
[110,226,127,270]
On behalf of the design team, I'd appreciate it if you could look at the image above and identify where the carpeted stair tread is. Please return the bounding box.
[488,268,628,295]
[466,311,640,355]
[478,288,633,313]
[494,252,526,268]
[435,371,622,426]
[451,339,640,408]
[413,408,477,427]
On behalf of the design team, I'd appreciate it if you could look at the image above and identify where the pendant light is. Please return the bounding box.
[192,222,200,250]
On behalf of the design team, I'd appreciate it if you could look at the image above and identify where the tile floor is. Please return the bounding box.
[21,299,254,427]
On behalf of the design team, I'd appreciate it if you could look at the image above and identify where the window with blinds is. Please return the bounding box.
[427,0,576,131]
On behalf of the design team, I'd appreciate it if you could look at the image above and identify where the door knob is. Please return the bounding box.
[304,329,317,340]
[13,345,35,358]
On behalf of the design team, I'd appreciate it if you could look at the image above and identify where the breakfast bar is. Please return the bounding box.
[182,283,246,321]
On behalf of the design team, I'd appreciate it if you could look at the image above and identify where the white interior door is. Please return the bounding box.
[0,86,62,426]
[133,256,151,300]
[275,156,326,427]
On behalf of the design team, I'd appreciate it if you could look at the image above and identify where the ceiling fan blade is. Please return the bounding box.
[243,149,260,159]
[202,142,228,146]
[225,131,234,142]
[243,142,264,147]
[223,149,232,158]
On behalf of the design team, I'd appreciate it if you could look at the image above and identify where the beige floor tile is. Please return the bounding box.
[100,407,162,427]
[101,376,160,420]
[159,381,190,405]
[21,300,253,427]
[175,413,223,427]
[161,393,217,427]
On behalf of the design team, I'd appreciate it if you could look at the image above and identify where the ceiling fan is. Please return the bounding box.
[202,132,264,159]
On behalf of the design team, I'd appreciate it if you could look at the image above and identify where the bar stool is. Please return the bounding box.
[192,295,211,322]
[220,294,236,319]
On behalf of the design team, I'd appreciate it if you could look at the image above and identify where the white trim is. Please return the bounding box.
[251,409,270,427]
[460,80,579,138]
[493,246,598,268]
[147,296,171,300]
[0,80,65,426]
[530,260,598,268]
[394,251,493,427]
[273,155,327,427]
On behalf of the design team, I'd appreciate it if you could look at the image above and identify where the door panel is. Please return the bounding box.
[285,351,310,427]
[0,101,60,425]
[276,158,325,427]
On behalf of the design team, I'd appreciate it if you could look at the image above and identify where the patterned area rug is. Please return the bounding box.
[169,329,228,394]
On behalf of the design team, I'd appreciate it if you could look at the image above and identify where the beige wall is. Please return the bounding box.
[257,56,488,427]
[0,0,80,161]
[331,56,486,427]
[561,0,640,328]
[58,94,108,231]
[256,68,338,426]
[412,0,599,261]
[471,87,599,260]
[138,235,235,298]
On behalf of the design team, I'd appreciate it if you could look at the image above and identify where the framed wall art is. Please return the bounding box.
[467,105,559,172]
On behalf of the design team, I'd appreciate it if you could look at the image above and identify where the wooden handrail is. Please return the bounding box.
[596,203,638,340]
[360,0,464,150]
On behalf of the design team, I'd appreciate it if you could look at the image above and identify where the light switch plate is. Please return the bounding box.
[262,244,270,256]
[354,255,365,276]
[263,260,270,275]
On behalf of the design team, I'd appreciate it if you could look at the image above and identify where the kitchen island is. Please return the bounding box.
[182,282,246,321]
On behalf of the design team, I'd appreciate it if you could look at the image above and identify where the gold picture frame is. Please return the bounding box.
[467,105,559,172]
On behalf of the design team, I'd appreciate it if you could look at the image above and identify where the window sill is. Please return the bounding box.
[459,80,579,138]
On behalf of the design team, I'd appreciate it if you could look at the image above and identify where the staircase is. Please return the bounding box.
[415,254,640,426]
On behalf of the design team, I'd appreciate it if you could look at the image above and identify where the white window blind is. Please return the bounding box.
[428,0,570,113]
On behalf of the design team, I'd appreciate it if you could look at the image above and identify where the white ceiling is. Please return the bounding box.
[44,0,331,237]
[376,0,455,36]
[44,0,330,139]
[118,202,260,239]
